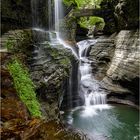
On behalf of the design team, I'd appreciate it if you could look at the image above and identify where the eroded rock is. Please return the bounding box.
[103,30,139,105]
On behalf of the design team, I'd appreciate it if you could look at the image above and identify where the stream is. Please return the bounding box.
[62,104,139,140]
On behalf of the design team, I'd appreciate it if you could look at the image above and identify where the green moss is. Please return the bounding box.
[4,30,32,53]
[79,16,105,29]
[8,58,42,118]
[59,57,71,68]
[5,39,16,50]
[63,0,103,9]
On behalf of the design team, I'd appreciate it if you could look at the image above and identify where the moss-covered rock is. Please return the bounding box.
[1,29,43,118]
[3,29,32,53]
[59,17,77,41]
[8,58,42,117]
[1,54,30,121]
[28,39,77,120]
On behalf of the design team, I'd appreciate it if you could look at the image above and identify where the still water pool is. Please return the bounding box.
[63,104,139,140]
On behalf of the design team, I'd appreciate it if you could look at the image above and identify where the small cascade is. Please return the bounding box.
[77,40,107,106]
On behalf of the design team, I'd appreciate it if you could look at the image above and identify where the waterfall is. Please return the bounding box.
[54,0,79,58]
[48,0,53,30]
[31,0,80,110]
[31,0,107,108]
[31,0,40,28]
[77,40,107,106]
[55,0,64,35]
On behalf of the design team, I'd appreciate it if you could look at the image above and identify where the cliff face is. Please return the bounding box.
[100,0,139,34]
[88,0,139,106]
[1,0,49,34]
[114,0,139,30]
[1,0,32,34]
[89,30,139,106]
[28,30,76,120]
[1,29,76,120]
[103,30,139,106]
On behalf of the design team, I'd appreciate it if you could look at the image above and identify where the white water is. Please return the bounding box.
[31,0,78,58]
[48,0,53,30]
[55,0,64,36]
[54,0,79,58]
[77,40,107,106]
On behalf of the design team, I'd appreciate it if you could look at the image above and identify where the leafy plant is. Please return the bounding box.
[63,0,103,9]
[79,16,105,30]
[8,58,42,117]
[63,0,105,29]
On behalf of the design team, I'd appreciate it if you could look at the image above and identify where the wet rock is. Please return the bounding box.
[89,38,115,80]
[103,30,139,105]
[89,30,139,106]
[28,41,76,120]
[1,0,50,34]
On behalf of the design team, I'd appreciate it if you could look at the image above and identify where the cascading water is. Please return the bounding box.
[48,0,53,30]
[31,0,40,28]
[31,0,80,110]
[55,0,64,36]
[77,40,107,106]
[31,0,107,110]
[54,0,78,58]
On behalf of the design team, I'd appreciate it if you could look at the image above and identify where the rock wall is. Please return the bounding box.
[1,29,78,120]
[1,0,32,34]
[99,0,139,34]
[1,0,49,34]
[29,45,72,120]
[89,38,115,80]
[103,30,139,106]
[89,30,139,107]
[114,0,139,30]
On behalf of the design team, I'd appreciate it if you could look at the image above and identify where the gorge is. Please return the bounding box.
[1,0,139,140]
